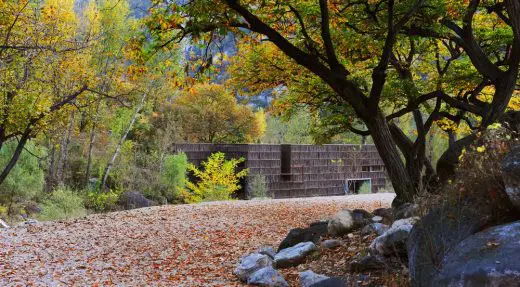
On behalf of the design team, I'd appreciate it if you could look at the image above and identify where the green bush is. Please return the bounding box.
[248,174,270,199]
[39,187,87,221]
[84,189,121,212]
[161,152,188,202]
[0,140,45,220]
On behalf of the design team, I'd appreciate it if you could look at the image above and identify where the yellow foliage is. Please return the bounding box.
[182,152,249,203]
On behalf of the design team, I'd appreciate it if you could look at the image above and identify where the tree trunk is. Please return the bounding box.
[100,93,147,191]
[0,127,31,186]
[85,100,101,187]
[56,112,75,185]
[367,111,415,207]
[45,145,57,192]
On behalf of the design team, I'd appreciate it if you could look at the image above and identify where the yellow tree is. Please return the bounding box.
[172,83,265,143]
[0,0,95,185]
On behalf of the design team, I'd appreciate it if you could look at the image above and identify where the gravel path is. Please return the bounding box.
[0,194,394,286]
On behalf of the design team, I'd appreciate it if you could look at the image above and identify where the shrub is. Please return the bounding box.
[0,140,45,220]
[247,174,270,199]
[84,189,121,212]
[183,152,249,203]
[161,152,188,202]
[39,187,87,221]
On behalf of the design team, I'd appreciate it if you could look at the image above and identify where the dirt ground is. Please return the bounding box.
[0,194,395,286]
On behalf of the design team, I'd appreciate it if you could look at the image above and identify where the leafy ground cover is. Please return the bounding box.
[0,194,394,286]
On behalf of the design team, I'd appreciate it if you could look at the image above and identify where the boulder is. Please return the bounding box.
[247,266,288,287]
[373,207,394,222]
[299,270,329,287]
[408,204,493,287]
[309,277,347,287]
[394,203,419,220]
[234,253,273,282]
[274,242,317,268]
[328,210,355,236]
[256,246,277,259]
[371,216,383,223]
[321,239,342,249]
[278,221,328,251]
[501,145,520,210]
[352,209,372,225]
[349,255,386,272]
[433,221,520,286]
[118,192,152,210]
[360,223,389,236]
[370,217,418,257]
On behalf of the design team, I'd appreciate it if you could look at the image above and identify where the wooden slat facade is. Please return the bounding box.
[171,144,390,199]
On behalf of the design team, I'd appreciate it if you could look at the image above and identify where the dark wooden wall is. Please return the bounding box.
[171,144,389,199]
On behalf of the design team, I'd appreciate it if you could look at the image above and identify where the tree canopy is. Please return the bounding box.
[147,0,520,205]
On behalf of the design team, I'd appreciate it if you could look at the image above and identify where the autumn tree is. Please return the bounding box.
[147,0,520,206]
[172,83,265,143]
[0,0,97,185]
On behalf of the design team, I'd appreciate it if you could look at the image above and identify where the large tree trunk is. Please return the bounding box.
[367,111,415,206]
[100,93,147,191]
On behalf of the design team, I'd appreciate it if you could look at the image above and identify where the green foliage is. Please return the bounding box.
[39,187,87,221]
[183,152,249,203]
[247,174,270,199]
[161,153,188,202]
[84,189,121,212]
[0,141,45,219]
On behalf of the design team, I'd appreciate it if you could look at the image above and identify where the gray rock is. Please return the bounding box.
[18,219,38,226]
[274,242,317,268]
[328,210,355,236]
[309,277,347,287]
[234,253,273,282]
[321,239,342,249]
[433,221,520,287]
[257,246,277,259]
[278,221,328,251]
[299,270,329,287]
[247,266,288,287]
[372,216,383,223]
[394,203,420,219]
[352,209,372,225]
[349,255,386,272]
[408,204,493,287]
[373,207,394,222]
[118,191,152,210]
[501,145,520,210]
[361,223,389,236]
[370,217,418,257]
[391,217,419,228]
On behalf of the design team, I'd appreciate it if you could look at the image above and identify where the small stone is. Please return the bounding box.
[299,270,329,287]
[233,253,273,282]
[328,210,355,236]
[321,239,342,249]
[372,216,383,223]
[248,266,288,287]
[349,255,386,272]
[274,242,317,268]
[256,246,277,259]
[347,247,356,252]
[347,233,354,239]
